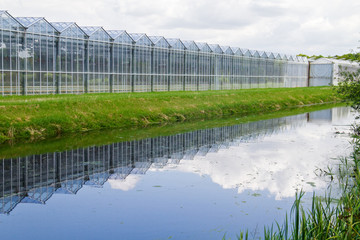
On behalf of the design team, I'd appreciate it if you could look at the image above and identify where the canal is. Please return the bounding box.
[0,106,356,240]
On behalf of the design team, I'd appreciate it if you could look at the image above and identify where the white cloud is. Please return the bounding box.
[158,122,352,200]
[2,0,360,55]
[108,175,142,191]
[151,108,356,200]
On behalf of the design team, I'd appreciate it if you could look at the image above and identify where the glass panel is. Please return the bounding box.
[86,28,111,93]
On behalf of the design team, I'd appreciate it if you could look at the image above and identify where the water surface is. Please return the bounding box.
[0,107,356,240]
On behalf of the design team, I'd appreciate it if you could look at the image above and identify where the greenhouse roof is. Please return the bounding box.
[243,49,252,57]
[107,30,125,38]
[221,46,234,55]
[149,36,161,43]
[16,17,36,27]
[129,33,148,42]
[51,22,88,37]
[209,44,223,54]
[16,17,44,28]
[259,51,266,58]
[149,36,170,47]
[81,26,109,37]
[0,10,11,19]
[16,17,58,34]
[129,33,142,41]
[0,11,25,30]
[232,47,248,56]
[231,47,241,55]
[196,42,212,52]
[182,40,199,51]
[3,10,307,63]
[129,33,153,46]
[251,50,260,58]
[51,22,75,32]
[166,38,186,50]
[107,30,134,43]
[240,48,248,55]
[266,52,275,59]
[275,53,282,60]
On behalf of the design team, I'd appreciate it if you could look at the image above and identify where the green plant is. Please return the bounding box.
[336,69,360,111]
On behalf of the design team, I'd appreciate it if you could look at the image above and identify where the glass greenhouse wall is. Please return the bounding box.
[108,30,133,93]
[16,17,57,95]
[0,11,23,95]
[52,22,87,94]
[0,10,310,96]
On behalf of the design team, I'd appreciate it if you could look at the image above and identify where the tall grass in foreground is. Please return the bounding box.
[228,137,360,240]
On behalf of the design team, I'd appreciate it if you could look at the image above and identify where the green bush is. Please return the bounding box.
[336,69,360,110]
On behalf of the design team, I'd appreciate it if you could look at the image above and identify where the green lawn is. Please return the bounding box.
[0,87,341,143]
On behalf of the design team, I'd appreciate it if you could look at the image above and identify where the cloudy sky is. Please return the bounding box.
[2,0,360,55]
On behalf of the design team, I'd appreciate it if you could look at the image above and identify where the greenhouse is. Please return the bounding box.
[0,10,310,95]
[309,58,360,86]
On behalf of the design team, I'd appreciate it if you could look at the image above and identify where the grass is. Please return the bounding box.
[0,102,344,159]
[0,87,340,144]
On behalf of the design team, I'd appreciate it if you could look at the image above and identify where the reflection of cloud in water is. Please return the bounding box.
[2,107,355,214]
[108,175,142,191]
[155,122,353,200]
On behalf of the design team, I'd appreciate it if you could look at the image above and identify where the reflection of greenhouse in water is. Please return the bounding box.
[0,112,318,214]
[0,10,309,95]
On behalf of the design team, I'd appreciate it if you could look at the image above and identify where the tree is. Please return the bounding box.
[336,68,360,136]
[337,69,360,111]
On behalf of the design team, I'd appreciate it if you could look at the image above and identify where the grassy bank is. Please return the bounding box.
[0,87,340,143]
[0,102,344,159]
